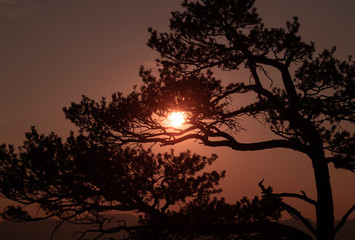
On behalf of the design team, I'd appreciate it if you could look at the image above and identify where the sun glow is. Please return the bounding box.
[166,111,186,128]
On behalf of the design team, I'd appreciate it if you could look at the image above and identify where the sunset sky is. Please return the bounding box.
[0,0,354,221]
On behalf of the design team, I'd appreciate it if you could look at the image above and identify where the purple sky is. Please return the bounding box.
[0,0,354,221]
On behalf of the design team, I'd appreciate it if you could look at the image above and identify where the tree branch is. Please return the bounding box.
[279,201,317,237]
[127,131,304,152]
[268,192,316,206]
[335,204,355,234]
[253,56,299,108]
[258,180,317,236]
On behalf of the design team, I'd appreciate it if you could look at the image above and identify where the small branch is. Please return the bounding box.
[258,180,316,236]
[51,220,65,240]
[211,84,257,104]
[271,192,316,206]
[258,181,316,205]
[258,65,274,88]
[248,61,263,87]
[280,201,316,236]
[335,204,355,234]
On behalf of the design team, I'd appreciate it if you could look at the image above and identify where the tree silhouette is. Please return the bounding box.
[1,0,354,239]
[133,195,312,240]
[0,127,225,239]
[60,0,354,239]
[0,128,310,239]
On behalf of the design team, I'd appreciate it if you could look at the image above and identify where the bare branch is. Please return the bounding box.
[335,204,355,234]
[258,180,316,236]
[269,192,316,206]
[280,201,316,237]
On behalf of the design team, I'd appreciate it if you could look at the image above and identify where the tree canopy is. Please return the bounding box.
[1,0,354,239]
[64,0,354,172]
[62,1,354,239]
[1,128,310,239]
[0,127,221,232]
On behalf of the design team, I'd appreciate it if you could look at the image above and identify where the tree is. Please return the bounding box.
[61,0,354,239]
[134,195,313,240]
[0,127,226,239]
[1,0,354,239]
[0,129,309,239]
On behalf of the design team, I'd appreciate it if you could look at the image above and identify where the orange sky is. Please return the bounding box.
[0,0,354,221]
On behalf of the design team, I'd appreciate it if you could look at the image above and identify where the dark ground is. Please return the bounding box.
[0,215,354,240]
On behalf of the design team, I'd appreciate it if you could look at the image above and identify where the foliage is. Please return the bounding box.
[132,196,312,240]
[0,128,308,239]
[1,0,354,239]
[64,1,354,172]
[165,196,282,225]
[0,127,225,237]
[63,1,354,239]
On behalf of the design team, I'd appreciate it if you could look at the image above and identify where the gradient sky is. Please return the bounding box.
[0,0,354,221]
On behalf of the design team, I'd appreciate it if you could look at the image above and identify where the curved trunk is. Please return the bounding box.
[312,154,334,240]
[292,104,335,239]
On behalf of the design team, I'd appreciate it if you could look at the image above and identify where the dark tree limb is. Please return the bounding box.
[259,180,317,236]
[123,130,305,153]
[269,192,316,206]
[335,204,355,234]
[279,201,317,237]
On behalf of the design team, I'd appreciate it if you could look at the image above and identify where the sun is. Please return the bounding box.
[166,111,186,128]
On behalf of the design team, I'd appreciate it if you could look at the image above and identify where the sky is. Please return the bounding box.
[0,0,354,222]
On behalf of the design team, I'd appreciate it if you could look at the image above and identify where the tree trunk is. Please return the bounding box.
[312,154,334,240]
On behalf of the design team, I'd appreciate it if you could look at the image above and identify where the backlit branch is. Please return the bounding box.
[120,127,305,152]
[335,204,355,234]
[258,180,316,236]
[279,201,316,237]
[268,192,316,206]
